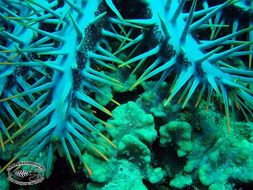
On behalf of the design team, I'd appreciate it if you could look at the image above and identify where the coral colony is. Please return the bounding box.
[0,0,253,189]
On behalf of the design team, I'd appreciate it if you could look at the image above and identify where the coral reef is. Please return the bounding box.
[82,102,162,189]
[160,121,192,157]
[0,0,253,189]
[84,97,253,190]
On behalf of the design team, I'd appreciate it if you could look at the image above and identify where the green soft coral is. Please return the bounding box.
[136,81,181,118]
[169,173,192,189]
[82,101,166,190]
[150,96,253,189]
[184,107,253,189]
[199,138,253,188]
[160,121,192,157]
[84,157,148,190]
[84,95,253,190]
[108,101,157,145]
